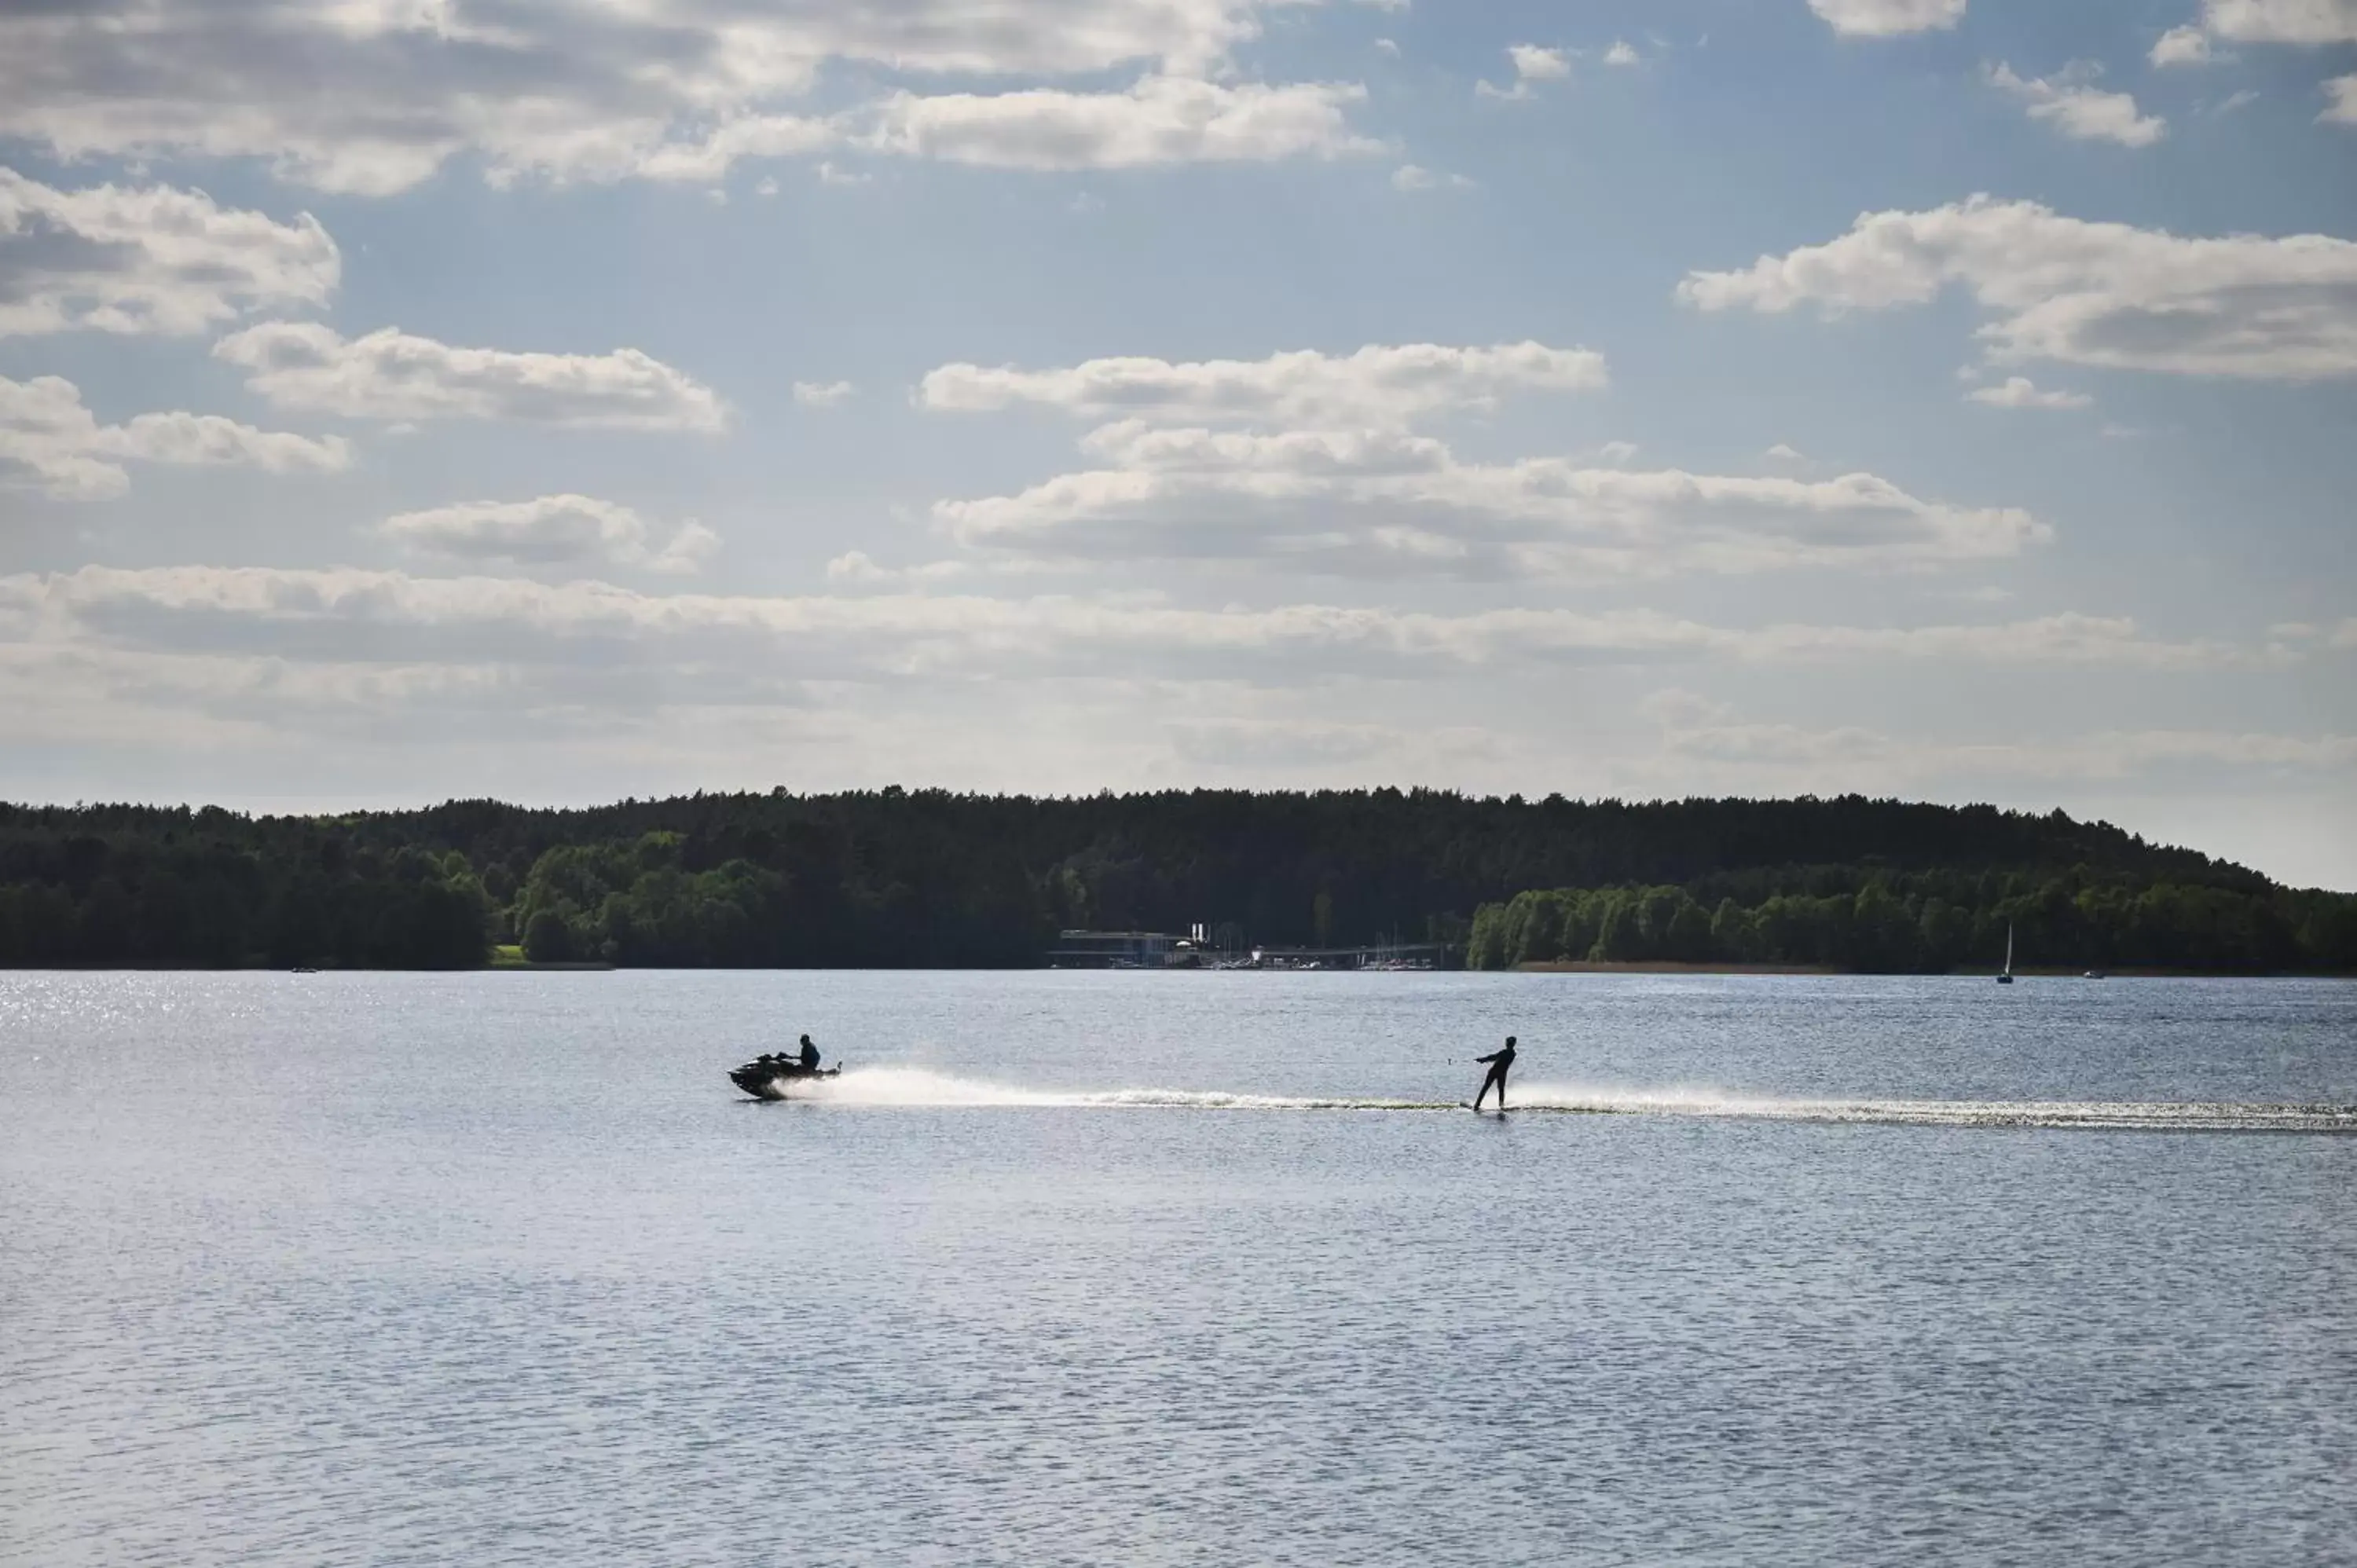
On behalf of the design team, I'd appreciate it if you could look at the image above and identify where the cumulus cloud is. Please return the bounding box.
[921,342,1607,429]
[1479,45,1571,99]
[1809,0,1967,36]
[0,168,338,339]
[933,422,2048,579]
[1987,63,2166,147]
[1966,376,2093,409]
[212,323,728,430]
[1604,41,1642,66]
[2326,74,2357,122]
[860,77,1376,169]
[0,2,1365,192]
[921,338,2041,581]
[1391,164,1472,192]
[1,374,350,500]
[793,380,856,407]
[378,495,719,573]
[2200,0,2357,44]
[1678,196,2357,380]
[2145,3,2357,85]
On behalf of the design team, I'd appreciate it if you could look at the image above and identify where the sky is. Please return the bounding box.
[1,0,2353,888]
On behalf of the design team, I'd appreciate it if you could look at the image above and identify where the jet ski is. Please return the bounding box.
[729,1054,841,1101]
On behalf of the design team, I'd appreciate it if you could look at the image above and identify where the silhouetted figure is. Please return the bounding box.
[797,1034,820,1072]
[1473,1036,1517,1111]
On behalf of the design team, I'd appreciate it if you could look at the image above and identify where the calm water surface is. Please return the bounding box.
[4,972,2354,1566]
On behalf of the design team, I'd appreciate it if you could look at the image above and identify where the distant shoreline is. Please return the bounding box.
[4,962,2348,978]
[1514,962,2355,979]
[1516,961,1837,975]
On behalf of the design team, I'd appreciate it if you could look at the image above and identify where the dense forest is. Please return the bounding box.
[1465,872,2357,975]
[0,789,2348,972]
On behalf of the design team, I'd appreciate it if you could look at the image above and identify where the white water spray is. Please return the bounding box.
[800,1067,1450,1112]
[777,1068,2355,1132]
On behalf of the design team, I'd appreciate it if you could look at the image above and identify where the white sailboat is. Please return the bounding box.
[1997,921,2015,984]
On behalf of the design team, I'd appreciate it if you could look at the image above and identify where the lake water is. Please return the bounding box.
[4,971,2354,1566]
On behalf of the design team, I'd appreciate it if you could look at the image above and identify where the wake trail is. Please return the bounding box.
[801,1068,1451,1112]
[792,1068,2357,1133]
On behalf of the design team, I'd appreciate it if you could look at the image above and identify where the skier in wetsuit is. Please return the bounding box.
[1473,1036,1517,1111]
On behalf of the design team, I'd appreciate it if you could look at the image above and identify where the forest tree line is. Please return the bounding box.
[0,789,2348,971]
[1466,870,2357,974]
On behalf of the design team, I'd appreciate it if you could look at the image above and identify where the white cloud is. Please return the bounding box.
[826,550,894,585]
[1479,45,1570,99]
[2201,0,2357,44]
[1,373,350,500]
[1679,196,2357,380]
[2325,74,2357,123]
[923,339,2046,581]
[934,423,2050,580]
[1966,376,2094,409]
[0,2,1362,192]
[1165,716,1505,773]
[0,168,339,339]
[1604,40,1641,66]
[0,566,2266,691]
[378,494,719,574]
[1809,0,1967,37]
[921,342,1607,429]
[793,379,856,408]
[627,115,841,185]
[859,77,1377,170]
[1765,442,1808,462]
[2150,25,2215,64]
[1373,37,1402,57]
[823,551,976,589]
[1391,163,1472,192]
[632,78,1382,180]
[1509,44,1572,79]
[1987,63,2166,147]
[1654,713,2357,782]
[212,323,728,430]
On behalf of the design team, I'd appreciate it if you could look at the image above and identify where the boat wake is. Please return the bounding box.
[800,1068,1451,1112]
[791,1068,2357,1133]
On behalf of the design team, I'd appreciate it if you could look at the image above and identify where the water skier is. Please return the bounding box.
[1473,1035,1517,1111]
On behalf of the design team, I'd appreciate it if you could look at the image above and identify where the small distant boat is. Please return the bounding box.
[2084,969,2106,980]
[728,1056,841,1101]
[1997,923,2015,984]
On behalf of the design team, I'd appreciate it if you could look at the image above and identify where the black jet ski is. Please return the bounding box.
[729,1054,841,1101]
